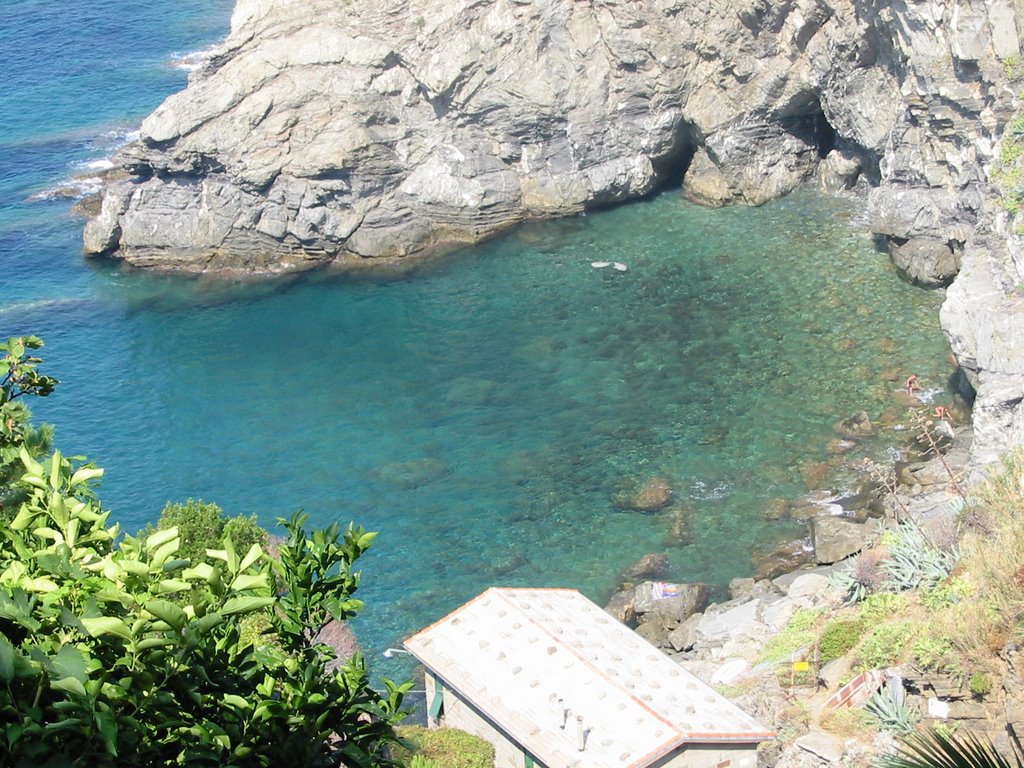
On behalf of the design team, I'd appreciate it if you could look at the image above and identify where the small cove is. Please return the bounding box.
[0,0,953,681]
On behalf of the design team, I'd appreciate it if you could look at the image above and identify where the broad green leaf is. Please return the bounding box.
[51,646,88,683]
[229,573,268,593]
[0,636,15,682]
[145,600,186,631]
[21,577,59,593]
[145,526,179,551]
[18,446,42,476]
[222,694,250,710]
[69,466,104,486]
[221,596,275,616]
[238,544,263,573]
[182,562,217,582]
[224,536,238,575]
[135,637,175,652]
[48,452,62,493]
[95,709,118,757]
[195,612,224,636]
[153,578,192,594]
[118,560,150,577]
[151,539,180,569]
[51,676,87,698]
[80,617,132,641]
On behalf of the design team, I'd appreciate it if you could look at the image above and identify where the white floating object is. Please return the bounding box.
[613,262,628,272]
[590,261,611,268]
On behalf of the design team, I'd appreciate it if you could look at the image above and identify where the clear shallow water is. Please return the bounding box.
[1,0,953,680]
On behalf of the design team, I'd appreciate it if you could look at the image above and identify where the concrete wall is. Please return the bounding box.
[652,743,760,768]
[426,672,542,768]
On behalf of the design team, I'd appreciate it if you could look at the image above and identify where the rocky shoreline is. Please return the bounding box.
[601,414,1002,766]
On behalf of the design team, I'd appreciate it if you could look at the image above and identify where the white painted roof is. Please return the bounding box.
[404,587,773,768]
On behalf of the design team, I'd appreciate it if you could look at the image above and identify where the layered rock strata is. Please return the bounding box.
[83,0,1024,470]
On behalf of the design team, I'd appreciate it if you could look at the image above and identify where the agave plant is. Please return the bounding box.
[864,678,920,734]
[876,727,1018,768]
[882,522,959,592]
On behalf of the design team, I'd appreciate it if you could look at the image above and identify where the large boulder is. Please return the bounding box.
[633,581,709,631]
[809,516,881,564]
[889,237,961,288]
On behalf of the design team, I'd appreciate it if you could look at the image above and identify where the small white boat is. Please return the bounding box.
[613,262,628,272]
[590,261,611,268]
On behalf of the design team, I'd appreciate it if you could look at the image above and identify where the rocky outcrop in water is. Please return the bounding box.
[83,0,1024,470]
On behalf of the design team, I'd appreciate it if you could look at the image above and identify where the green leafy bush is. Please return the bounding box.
[759,609,822,663]
[855,622,910,671]
[912,635,956,671]
[969,671,994,697]
[0,336,56,521]
[920,576,969,610]
[156,498,226,562]
[858,592,908,623]
[390,726,495,768]
[154,500,268,567]
[0,340,411,767]
[818,619,864,664]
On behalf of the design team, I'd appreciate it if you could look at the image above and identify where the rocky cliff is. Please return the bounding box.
[84,0,1023,471]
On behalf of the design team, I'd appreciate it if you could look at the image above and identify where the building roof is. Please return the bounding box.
[404,587,773,768]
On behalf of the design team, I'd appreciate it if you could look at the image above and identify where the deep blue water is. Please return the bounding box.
[0,0,953,680]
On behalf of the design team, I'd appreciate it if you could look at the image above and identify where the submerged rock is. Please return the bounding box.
[614,476,673,512]
[833,410,874,438]
[618,552,671,585]
[662,504,693,546]
[375,458,449,489]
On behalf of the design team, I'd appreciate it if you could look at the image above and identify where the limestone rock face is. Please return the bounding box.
[84,0,1017,276]
[81,0,1024,472]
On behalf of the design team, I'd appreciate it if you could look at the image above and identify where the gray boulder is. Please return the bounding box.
[809,516,880,565]
[889,237,961,288]
[633,581,708,624]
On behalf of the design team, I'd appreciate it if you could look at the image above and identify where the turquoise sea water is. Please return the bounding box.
[1,0,953,679]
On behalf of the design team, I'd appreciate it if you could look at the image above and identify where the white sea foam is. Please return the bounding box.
[98,128,139,146]
[82,158,115,171]
[0,297,93,318]
[917,385,945,404]
[689,479,731,500]
[28,175,104,202]
[170,45,219,72]
[30,130,137,202]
